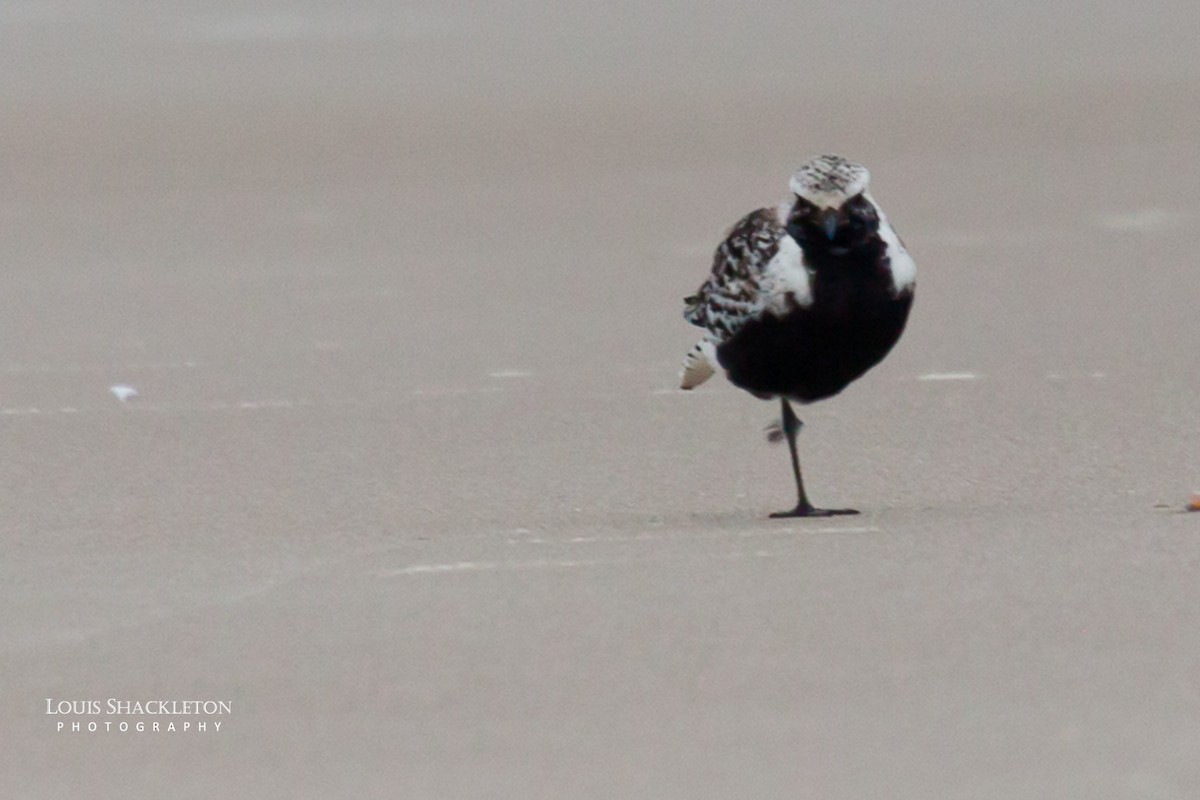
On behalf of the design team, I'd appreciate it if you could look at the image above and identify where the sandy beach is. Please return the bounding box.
[3,2,1200,797]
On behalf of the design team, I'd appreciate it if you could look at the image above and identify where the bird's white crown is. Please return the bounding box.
[788,155,870,210]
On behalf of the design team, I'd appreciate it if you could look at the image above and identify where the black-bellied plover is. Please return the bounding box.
[680,155,915,517]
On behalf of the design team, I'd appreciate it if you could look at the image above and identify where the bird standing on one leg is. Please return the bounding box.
[679,155,916,517]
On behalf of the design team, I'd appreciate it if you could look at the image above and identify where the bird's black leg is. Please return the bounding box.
[769,399,859,518]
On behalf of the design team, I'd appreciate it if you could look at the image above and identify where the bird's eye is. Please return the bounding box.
[845,194,876,225]
[792,198,818,218]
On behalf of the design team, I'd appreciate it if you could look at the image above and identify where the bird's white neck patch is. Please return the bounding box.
[869,194,915,295]
[761,235,813,313]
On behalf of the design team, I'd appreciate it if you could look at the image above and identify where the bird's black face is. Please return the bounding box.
[786,193,880,253]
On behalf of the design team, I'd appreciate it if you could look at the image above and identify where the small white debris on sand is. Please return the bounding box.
[917,372,979,381]
[109,385,139,402]
[1097,209,1180,232]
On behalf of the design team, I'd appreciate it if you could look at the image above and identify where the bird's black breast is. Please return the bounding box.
[715,244,913,404]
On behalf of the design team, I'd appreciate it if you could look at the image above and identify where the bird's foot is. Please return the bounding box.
[769,504,859,518]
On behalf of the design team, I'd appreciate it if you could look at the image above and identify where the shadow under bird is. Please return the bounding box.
[680,155,915,517]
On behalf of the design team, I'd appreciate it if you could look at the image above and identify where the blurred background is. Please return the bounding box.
[3,1,1198,393]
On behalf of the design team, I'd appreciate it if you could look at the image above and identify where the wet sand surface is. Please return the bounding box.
[3,3,1200,797]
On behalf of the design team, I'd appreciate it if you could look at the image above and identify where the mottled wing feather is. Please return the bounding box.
[682,208,784,342]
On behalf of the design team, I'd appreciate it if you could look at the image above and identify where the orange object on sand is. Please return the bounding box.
[1190,494,1200,512]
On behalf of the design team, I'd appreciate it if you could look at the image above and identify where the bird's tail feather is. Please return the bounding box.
[679,339,717,390]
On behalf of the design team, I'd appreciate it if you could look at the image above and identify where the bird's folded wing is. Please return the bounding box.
[682,207,786,342]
